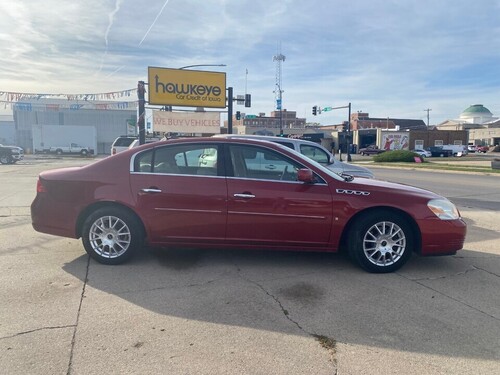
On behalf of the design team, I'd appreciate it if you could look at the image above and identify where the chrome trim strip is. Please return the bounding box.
[154,208,223,213]
[228,211,326,220]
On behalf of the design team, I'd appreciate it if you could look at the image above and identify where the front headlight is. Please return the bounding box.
[427,199,460,220]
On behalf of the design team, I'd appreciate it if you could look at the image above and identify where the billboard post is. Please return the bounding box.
[137,81,146,145]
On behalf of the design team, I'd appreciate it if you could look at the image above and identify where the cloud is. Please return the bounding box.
[1,0,499,123]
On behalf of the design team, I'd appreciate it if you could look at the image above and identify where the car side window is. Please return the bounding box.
[150,144,219,176]
[229,145,302,181]
[299,144,330,164]
[133,149,154,172]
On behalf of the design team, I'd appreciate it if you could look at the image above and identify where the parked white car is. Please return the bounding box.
[412,149,432,158]
[111,136,137,155]
[214,134,374,178]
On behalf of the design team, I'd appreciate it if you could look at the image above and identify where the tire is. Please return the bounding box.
[81,207,143,265]
[348,211,414,273]
[0,154,12,164]
[56,149,63,155]
[80,149,88,156]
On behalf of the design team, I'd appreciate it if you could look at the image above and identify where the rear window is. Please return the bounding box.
[113,137,136,147]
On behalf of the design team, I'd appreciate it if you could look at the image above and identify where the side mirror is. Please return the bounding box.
[297,168,315,183]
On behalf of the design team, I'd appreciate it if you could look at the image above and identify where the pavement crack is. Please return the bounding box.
[235,268,338,367]
[245,276,305,332]
[67,255,90,375]
[406,265,478,281]
[0,325,76,340]
[397,271,500,322]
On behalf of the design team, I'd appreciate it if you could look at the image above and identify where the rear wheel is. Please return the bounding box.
[80,149,88,156]
[82,207,143,265]
[348,211,414,273]
[0,154,12,164]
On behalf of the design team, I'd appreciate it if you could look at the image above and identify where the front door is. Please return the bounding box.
[225,144,333,248]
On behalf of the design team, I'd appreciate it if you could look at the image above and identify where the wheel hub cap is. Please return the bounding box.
[89,215,131,258]
[363,221,406,266]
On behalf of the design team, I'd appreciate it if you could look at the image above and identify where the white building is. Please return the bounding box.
[437,104,500,147]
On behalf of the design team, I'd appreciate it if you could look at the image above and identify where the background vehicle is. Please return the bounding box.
[0,143,24,164]
[215,134,374,178]
[428,146,453,157]
[358,145,386,156]
[475,145,489,153]
[412,149,432,158]
[32,124,97,155]
[31,137,466,273]
[111,136,137,155]
[50,143,93,156]
[442,144,468,156]
[128,137,162,150]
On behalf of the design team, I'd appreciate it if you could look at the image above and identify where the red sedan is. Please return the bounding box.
[31,137,466,273]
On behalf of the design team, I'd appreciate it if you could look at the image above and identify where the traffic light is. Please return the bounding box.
[236,111,241,120]
[244,94,251,108]
[312,106,317,116]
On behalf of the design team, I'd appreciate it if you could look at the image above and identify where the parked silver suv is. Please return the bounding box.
[214,134,374,178]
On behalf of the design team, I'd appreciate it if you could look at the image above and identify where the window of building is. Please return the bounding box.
[414,140,424,149]
[453,140,463,145]
[434,140,443,146]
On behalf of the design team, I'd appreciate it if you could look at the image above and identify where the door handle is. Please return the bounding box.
[234,193,255,199]
[141,188,162,193]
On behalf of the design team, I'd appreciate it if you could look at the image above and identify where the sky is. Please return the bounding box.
[1,0,500,126]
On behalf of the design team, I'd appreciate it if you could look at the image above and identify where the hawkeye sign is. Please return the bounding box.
[148,67,226,108]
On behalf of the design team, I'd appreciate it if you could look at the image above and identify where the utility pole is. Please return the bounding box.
[347,102,352,162]
[424,108,432,127]
[227,87,233,134]
[137,81,146,145]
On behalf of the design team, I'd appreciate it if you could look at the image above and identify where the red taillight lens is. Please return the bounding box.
[36,178,48,193]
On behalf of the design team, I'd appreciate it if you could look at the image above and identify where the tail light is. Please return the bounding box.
[36,178,48,193]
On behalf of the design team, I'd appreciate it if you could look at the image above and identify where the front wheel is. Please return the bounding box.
[348,211,414,273]
[81,207,144,265]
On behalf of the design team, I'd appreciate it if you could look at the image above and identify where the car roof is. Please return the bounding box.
[213,134,324,147]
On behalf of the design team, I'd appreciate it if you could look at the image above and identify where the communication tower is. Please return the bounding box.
[273,43,286,134]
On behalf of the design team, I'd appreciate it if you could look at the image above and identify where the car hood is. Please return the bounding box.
[325,162,374,179]
[1,145,22,151]
[348,177,441,200]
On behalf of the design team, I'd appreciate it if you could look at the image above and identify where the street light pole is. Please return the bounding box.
[347,102,352,162]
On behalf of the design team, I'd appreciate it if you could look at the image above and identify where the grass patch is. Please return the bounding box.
[313,334,337,351]
[370,162,500,174]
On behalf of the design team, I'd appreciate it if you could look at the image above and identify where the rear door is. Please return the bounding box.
[129,143,227,245]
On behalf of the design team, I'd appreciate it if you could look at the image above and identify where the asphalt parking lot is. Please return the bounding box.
[1,156,499,374]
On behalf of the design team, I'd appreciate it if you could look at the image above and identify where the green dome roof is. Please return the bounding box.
[461,104,492,115]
